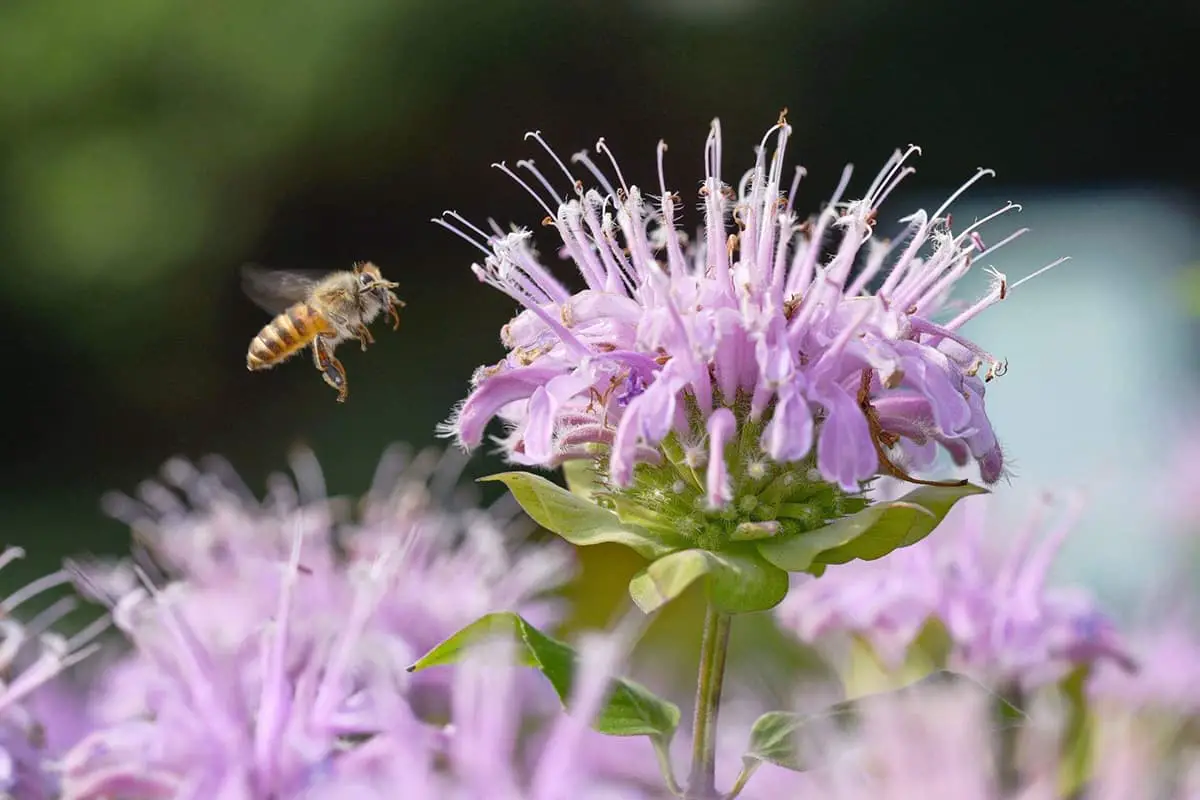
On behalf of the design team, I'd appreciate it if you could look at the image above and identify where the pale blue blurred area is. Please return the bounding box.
[942,190,1199,614]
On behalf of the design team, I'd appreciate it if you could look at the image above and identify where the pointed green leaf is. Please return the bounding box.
[408,612,681,739]
[628,547,789,614]
[481,471,682,560]
[757,483,987,573]
[739,670,1024,774]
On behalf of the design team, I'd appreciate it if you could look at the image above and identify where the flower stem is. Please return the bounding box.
[685,603,732,800]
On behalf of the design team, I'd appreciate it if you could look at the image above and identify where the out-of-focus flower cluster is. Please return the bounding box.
[0,549,104,800]
[776,486,1136,688]
[40,447,664,800]
[0,448,1198,798]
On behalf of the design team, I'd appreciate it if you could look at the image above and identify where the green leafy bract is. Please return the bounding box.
[408,612,680,740]
[562,458,604,502]
[757,483,987,573]
[627,547,789,614]
[481,471,683,560]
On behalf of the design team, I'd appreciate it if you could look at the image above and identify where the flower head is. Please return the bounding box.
[776,488,1135,688]
[440,116,1051,536]
[96,447,570,673]
[62,447,573,799]
[1,548,103,800]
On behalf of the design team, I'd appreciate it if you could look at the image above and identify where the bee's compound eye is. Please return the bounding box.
[359,272,375,288]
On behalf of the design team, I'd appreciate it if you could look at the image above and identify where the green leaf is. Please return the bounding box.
[1057,666,1094,798]
[481,471,682,560]
[757,483,987,573]
[739,670,1024,774]
[408,612,681,739]
[628,547,789,614]
[562,458,603,502]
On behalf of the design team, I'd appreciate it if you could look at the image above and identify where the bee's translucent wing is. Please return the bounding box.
[241,265,324,315]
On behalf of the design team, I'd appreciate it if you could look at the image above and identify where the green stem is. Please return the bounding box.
[685,604,732,800]
[722,763,759,800]
[996,680,1025,793]
[652,736,685,797]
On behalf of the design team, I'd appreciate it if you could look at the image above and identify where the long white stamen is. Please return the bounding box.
[570,150,619,199]
[433,219,491,256]
[435,211,492,248]
[705,118,723,184]
[0,547,24,571]
[943,256,1069,331]
[785,165,807,217]
[517,160,565,208]
[656,140,670,201]
[869,145,922,210]
[1010,256,1069,291]
[863,148,902,207]
[790,163,855,295]
[954,202,1022,246]
[756,122,792,274]
[931,167,995,223]
[594,138,629,196]
[972,226,1028,261]
[492,161,556,219]
[656,141,690,278]
[873,165,915,210]
[26,597,77,635]
[67,613,115,653]
[2,570,70,613]
[878,210,929,298]
[525,130,580,192]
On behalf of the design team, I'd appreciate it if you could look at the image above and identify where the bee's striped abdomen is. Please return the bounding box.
[246,303,331,370]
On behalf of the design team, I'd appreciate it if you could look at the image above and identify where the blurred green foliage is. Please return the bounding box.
[1,0,438,365]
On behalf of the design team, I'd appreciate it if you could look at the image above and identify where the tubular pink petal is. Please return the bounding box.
[761,384,814,464]
[813,383,878,492]
[705,408,737,508]
[451,367,567,449]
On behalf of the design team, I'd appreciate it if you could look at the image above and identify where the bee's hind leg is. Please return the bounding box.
[312,336,348,403]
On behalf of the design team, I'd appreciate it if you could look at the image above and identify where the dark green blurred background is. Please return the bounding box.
[1,0,1195,617]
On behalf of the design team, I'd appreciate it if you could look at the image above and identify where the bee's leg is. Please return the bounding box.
[312,336,348,403]
[354,324,375,351]
[386,292,405,331]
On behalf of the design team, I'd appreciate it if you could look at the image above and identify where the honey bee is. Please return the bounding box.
[244,261,404,402]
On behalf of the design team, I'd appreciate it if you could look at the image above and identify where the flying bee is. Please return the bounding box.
[244,261,404,403]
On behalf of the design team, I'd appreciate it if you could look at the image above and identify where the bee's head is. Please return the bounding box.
[353,261,398,292]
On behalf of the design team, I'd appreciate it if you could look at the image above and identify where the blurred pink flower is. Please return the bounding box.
[1,548,104,800]
[1090,622,1200,715]
[60,447,584,799]
[776,488,1135,688]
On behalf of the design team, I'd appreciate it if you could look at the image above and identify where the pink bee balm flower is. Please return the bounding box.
[60,447,574,799]
[777,489,1135,689]
[1,548,105,800]
[439,114,1055,516]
